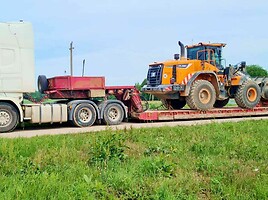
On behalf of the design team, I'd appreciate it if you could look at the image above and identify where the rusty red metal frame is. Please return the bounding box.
[131,107,268,121]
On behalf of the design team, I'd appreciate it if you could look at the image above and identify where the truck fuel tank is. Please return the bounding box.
[24,104,68,124]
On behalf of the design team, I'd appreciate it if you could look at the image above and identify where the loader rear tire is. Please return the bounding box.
[234,80,261,109]
[214,98,229,108]
[186,80,216,111]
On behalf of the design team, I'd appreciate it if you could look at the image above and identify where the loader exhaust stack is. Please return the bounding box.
[178,41,185,59]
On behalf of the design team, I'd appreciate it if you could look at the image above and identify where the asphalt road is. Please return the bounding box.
[1,116,268,138]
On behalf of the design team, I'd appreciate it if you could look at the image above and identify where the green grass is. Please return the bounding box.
[1,120,268,199]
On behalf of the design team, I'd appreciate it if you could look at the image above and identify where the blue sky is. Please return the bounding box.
[2,0,268,85]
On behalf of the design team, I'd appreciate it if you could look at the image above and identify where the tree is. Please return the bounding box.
[246,65,268,77]
[135,78,147,91]
[135,79,155,101]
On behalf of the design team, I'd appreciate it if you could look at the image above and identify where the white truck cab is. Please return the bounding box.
[0,22,67,132]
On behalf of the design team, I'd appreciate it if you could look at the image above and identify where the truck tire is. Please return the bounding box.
[0,102,19,133]
[214,98,229,108]
[71,103,96,127]
[165,99,186,109]
[38,75,48,93]
[234,80,261,109]
[103,103,124,125]
[186,80,216,111]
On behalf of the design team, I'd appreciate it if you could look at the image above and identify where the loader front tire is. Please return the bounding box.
[186,80,216,111]
[234,80,261,109]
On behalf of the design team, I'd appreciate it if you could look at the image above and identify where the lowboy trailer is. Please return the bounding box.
[1,21,268,133]
[131,106,268,121]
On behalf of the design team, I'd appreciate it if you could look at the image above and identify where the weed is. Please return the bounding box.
[139,157,176,177]
[88,132,129,167]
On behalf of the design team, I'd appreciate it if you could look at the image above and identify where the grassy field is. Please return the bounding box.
[1,120,268,199]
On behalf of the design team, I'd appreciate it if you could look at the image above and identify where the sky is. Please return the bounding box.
[2,0,268,85]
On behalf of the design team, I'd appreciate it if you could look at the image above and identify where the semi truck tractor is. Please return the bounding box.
[0,21,144,133]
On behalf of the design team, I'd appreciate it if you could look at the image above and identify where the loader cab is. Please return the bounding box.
[186,43,226,70]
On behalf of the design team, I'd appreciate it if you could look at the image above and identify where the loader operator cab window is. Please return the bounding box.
[187,46,223,70]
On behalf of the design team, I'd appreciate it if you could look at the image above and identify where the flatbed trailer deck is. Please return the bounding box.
[130,107,268,121]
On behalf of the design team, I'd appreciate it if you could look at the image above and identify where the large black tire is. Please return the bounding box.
[234,80,261,109]
[186,80,216,111]
[71,103,96,127]
[38,75,48,93]
[214,98,229,108]
[165,98,186,109]
[103,103,124,125]
[0,103,19,133]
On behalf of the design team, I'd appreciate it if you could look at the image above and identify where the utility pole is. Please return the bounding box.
[69,41,74,76]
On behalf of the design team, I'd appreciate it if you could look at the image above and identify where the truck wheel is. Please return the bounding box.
[0,103,19,133]
[214,98,229,108]
[38,75,48,93]
[103,103,124,125]
[186,80,216,111]
[72,103,96,127]
[166,99,186,109]
[235,80,261,109]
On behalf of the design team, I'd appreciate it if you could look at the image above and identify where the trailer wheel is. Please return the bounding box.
[235,80,261,109]
[186,80,216,111]
[165,99,186,109]
[0,103,19,133]
[72,103,96,127]
[214,98,229,108]
[38,75,48,93]
[103,103,124,125]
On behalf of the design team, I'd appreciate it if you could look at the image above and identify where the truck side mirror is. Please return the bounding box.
[174,54,180,60]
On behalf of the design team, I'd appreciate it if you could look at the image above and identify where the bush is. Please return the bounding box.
[246,65,268,77]
[88,132,128,166]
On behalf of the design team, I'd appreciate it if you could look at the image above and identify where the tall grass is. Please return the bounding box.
[0,120,268,199]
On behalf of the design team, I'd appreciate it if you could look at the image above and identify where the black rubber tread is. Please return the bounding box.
[166,99,186,109]
[103,103,124,125]
[38,75,48,93]
[71,103,97,127]
[214,98,229,108]
[0,102,19,133]
[186,80,216,111]
[234,80,261,109]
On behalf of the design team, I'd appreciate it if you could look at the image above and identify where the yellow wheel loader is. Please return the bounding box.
[142,41,267,111]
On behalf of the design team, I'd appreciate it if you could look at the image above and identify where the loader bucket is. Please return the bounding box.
[252,77,268,100]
